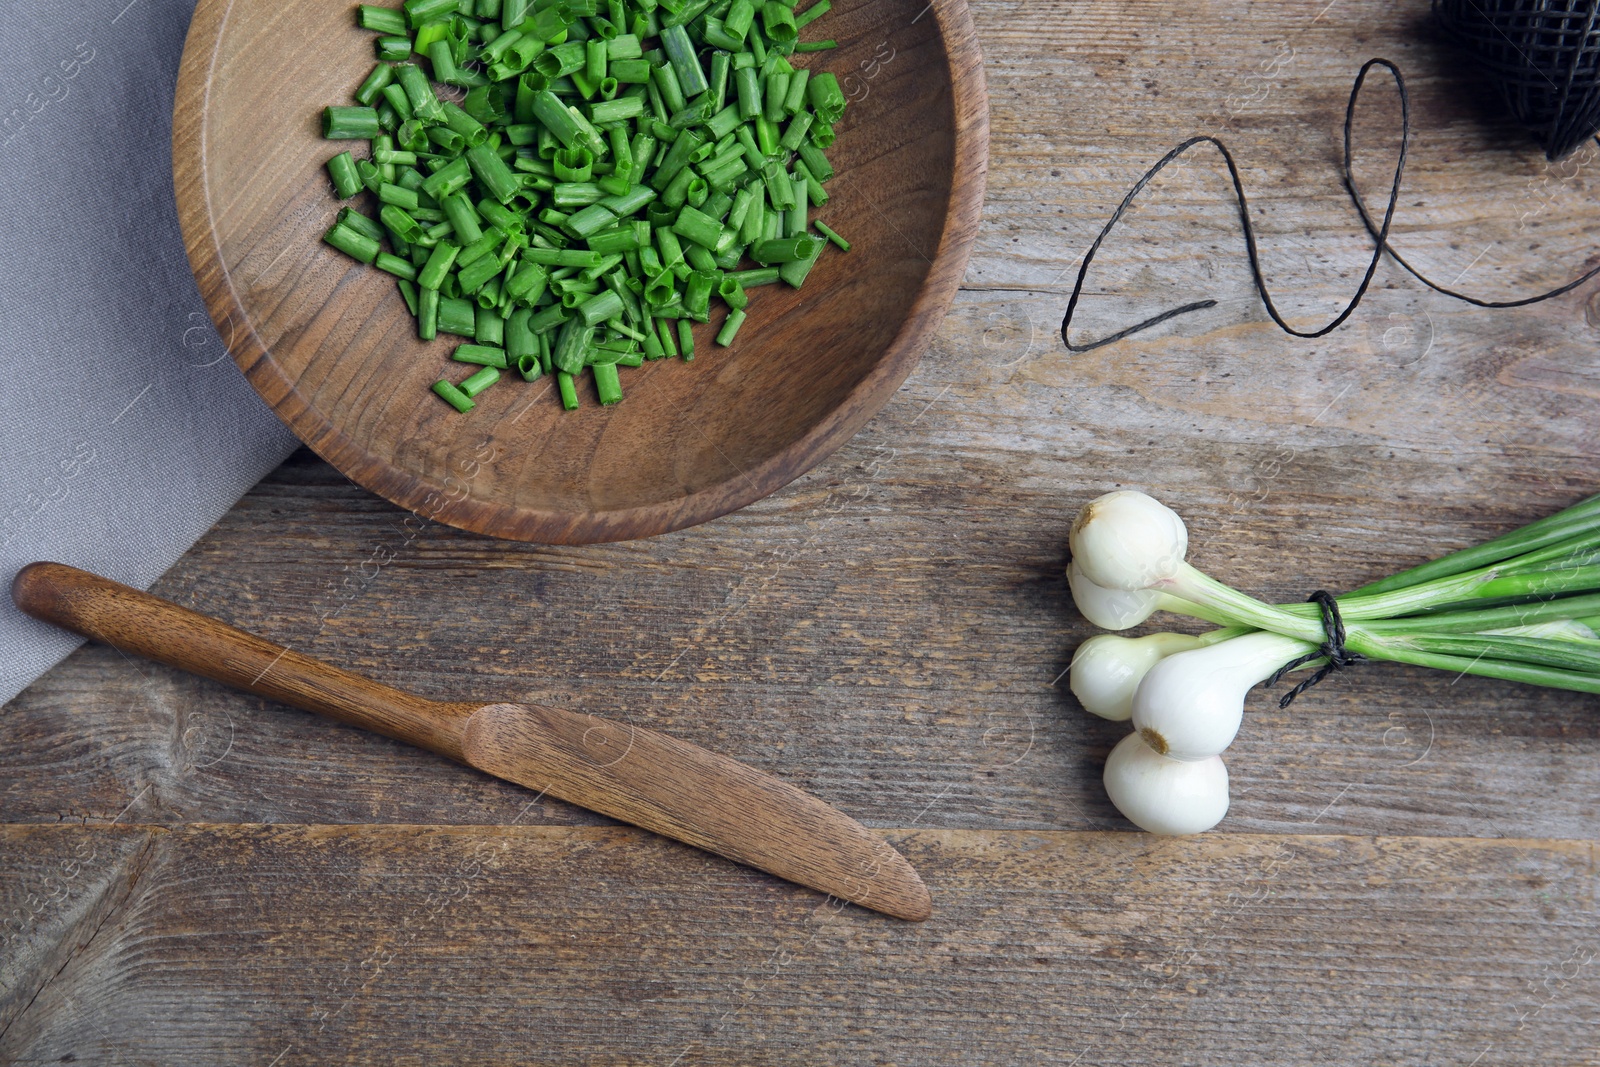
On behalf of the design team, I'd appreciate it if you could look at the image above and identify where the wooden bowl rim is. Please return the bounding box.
[173,0,989,543]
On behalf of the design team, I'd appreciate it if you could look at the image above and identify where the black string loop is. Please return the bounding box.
[1060,57,1600,353]
[1265,590,1365,709]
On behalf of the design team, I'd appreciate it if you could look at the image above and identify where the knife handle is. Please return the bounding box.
[11,562,469,759]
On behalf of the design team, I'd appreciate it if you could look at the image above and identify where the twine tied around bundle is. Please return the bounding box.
[1265,591,1366,708]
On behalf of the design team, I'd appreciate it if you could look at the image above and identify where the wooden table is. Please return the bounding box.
[5,1,1598,1062]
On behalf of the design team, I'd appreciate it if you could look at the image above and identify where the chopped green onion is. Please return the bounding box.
[716,307,747,345]
[327,151,363,199]
[592,360,624,404]
[323,106,382,139]
[557,371,580,410]
[323,222,381,263]
[453,343,509,368]
[814,220,849,250]
[320,0,851,414]
[432,379,475,412]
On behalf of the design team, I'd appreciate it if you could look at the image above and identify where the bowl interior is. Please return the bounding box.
[178,0,978,541]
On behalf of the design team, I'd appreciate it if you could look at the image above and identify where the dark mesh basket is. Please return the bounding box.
[1434,0,1600,159]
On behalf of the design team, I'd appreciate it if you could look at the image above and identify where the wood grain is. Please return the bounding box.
[6,0,1600,1061]
[172,0,988,543]
[1,825,1596,1065]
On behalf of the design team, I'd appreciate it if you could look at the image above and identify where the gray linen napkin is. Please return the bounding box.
[0,0,300,705]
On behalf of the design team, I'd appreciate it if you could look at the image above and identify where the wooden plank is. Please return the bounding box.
[0,825,151,1036]
[1,824,1595,1065]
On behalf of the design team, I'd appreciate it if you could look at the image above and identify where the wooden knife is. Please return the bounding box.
[12,562,931,921]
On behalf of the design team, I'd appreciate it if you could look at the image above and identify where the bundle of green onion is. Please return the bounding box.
[1065,489,1600,835]
[320,0,850,414]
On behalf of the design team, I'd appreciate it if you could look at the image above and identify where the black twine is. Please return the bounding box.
[1264,590,1365,709]
[1060,57,1600,352]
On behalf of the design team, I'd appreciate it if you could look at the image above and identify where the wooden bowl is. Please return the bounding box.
[174,0,987,543]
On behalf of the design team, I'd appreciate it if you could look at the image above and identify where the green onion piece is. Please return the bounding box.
[785,174,808,237]
[672,205,724,249]
[354,63,396,107]
[792,0,831,30]
[782,69,809,116]
[417,242,461,290]
[718,275,748,308]
[552,317,597,373]
[735,65,762,119]
[793,39,836,52]
[420,157,472,201]
[376,36,413,62]
[327,152,363,199]
[505,261,550,305]
[466,144,522,203]
[381,82,413,121]
[359,4,409,35]
[579,288,626,325]
[428,40,463,86]
[453,343,509,368]
[779,110,813,150]
[753,235,817,263]
[660,23,710,96]
[418,287,440,340]
[378,182,421,211]
[394,63,444,121]
[716,307,747,346]
[459,365,502,397]
[683,269,715,319]
[323,222,381,263]
[709,50,731,111]
[807,71,845,120]
[476,308,506,346]
[397,279,420,316]
[440,102,490,146]
[375,252,418,280]
[814,220,850,251]
[405,0,457,27]
[611,58,653,83]
[779,227,827,287]
[761,2,797,46]
[501,0,530,31]
[337,207,384,244]
[592,360,623,404]
[323,106,382,139]
[557,371,580,410]
[432,379,475,412]
[794,159,828,205]
[677,318,695,360]
[656,316,679,357]
[442,193,484,244]
[763,70,789,123]
[439,297,479,337]
[725,266,781,287]
[458,247,506,294]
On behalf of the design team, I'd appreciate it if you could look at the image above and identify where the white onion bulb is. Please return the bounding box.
[1102,732,1230,835]
[1130,631,1314,761]
[1067,560,1168,630]
[1070,632,1206,721]
[1069,490,1188,591]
